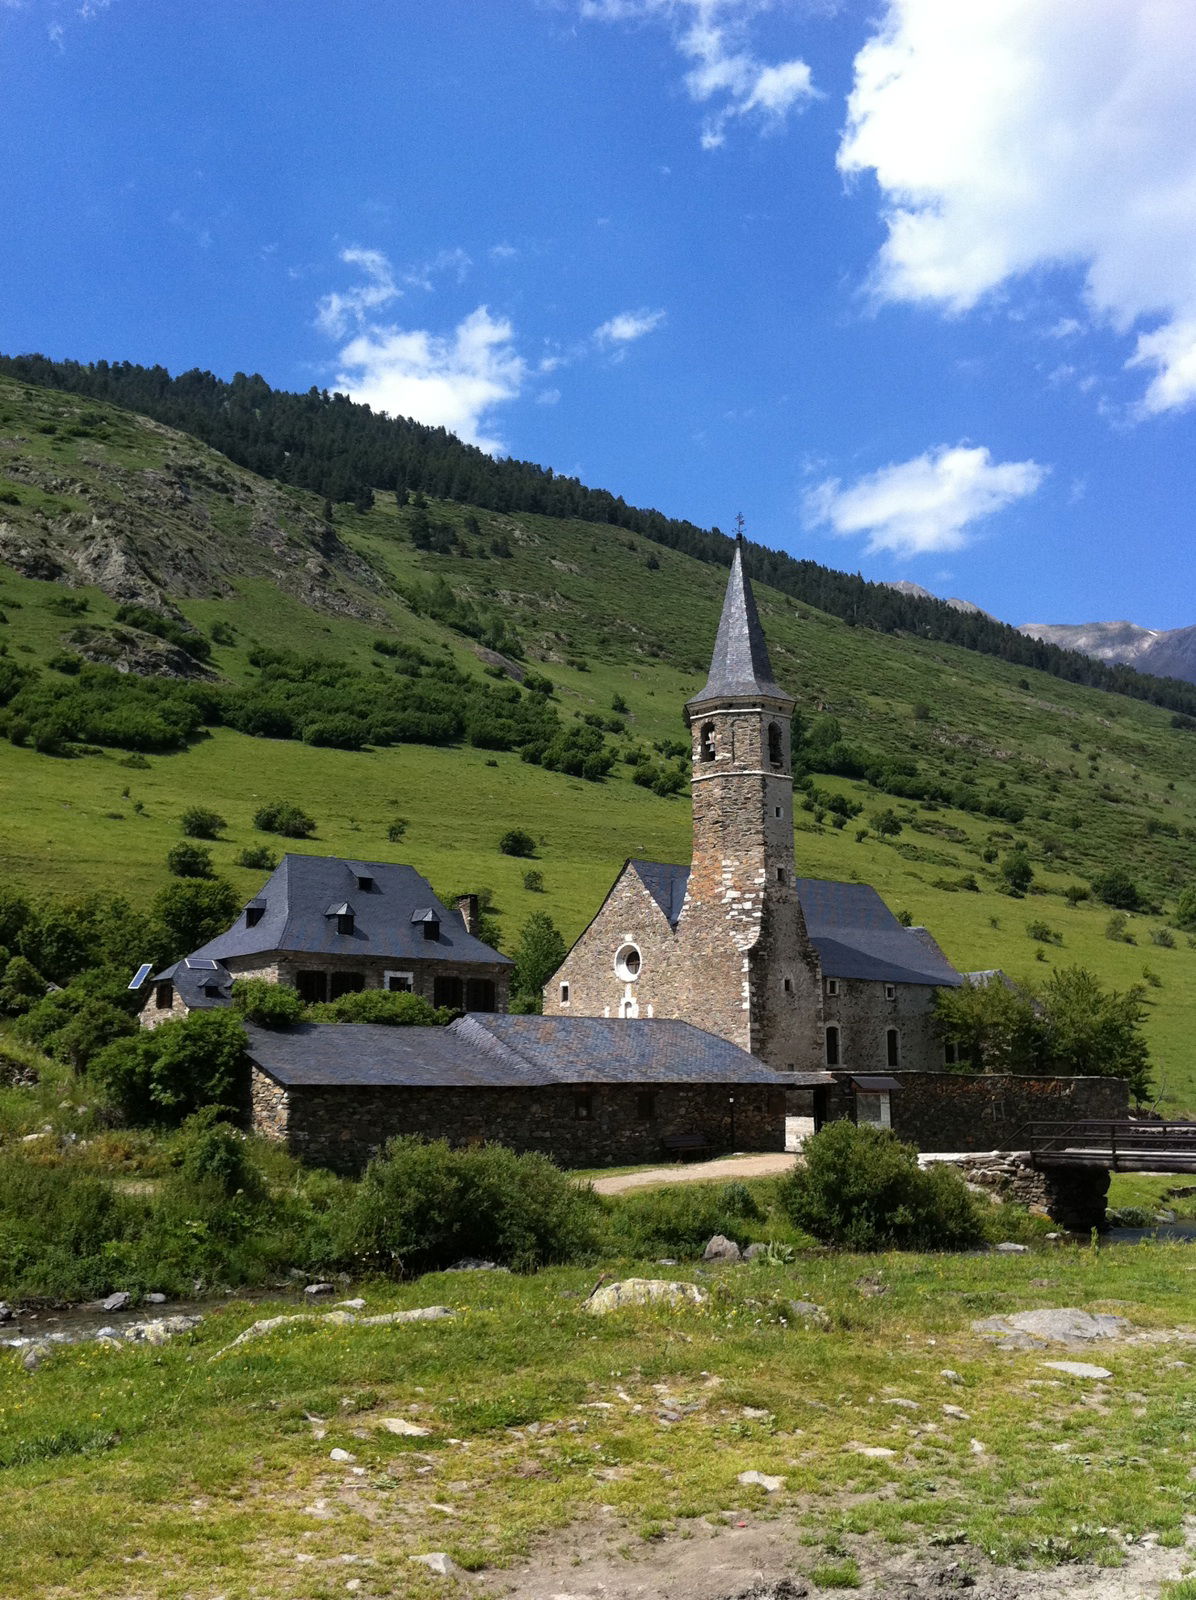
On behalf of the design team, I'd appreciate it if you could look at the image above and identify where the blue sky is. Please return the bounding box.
[3,0,1195,628]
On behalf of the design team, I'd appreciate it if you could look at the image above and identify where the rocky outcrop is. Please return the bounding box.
[68,625,217,680]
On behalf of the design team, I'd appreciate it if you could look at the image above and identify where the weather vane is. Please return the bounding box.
[734,512,746,543]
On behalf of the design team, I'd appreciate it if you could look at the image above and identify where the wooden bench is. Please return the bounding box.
[661,1132,710,1160]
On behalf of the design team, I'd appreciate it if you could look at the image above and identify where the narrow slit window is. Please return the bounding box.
[825,1025,840,1067]
[560,982,570,1004]
[768,721,783,768]
[886,1028,900,1068]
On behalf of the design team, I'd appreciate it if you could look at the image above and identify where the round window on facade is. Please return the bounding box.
[615,943,642,981]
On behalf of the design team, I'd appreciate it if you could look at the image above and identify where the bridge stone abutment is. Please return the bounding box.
[935,1152,1111,1233]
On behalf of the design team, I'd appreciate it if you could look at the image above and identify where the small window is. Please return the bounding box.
[884,983,896,1001]
[615,944,642,981]
[245,905,264,928]
[155,981,173,1010]
[385,971,414,993]
[336,912,355,936]
[886,1028,900,1068]
[825,978,839,998]
[775,867,785,883]
[330,971,365,1000]
[422,919,440,943]
[768,721,783,768]
[202,983,222,999]
[944,1041,959,1066]
[774,806,782,819]
[355,874,374,892]
[559,982,570,1005]
[465,978,495,1012]
[296,970,328,1004]
[783,976,793,993]
[699,721,716,762]
[825,1024,840,1067]
[433,975,465,1010]
[574,1089,593,1121]
[636,1090,656,1122]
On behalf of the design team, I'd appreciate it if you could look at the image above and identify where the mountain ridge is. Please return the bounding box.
[1019,619,1196,685]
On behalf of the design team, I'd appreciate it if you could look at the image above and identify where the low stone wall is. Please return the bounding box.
[830,1071,1130,1153]
[938,1151,1111,1232]
[250,1068,785,1175]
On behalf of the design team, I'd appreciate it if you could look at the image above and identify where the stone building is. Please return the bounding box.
[245,1013,825,1173]
[544,537,966,1080]
[140,854,511,1027]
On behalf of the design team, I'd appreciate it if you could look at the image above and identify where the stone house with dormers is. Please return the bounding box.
[544,536,968,1097]
[140,854,511,1028]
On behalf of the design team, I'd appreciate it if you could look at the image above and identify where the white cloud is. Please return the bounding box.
[315,248,400,337]
[839,0,1196,416]
[594,307,667,343]
[582,0,816,148]
[804,444,1047,556]
[402,247,472,292]
[333,306,527,456]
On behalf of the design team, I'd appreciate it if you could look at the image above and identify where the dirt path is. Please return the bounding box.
[590,1152,796,1194]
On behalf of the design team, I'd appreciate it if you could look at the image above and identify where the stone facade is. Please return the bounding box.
[249,1064,784,1175]
[820,978,943,1074]
[824,1070,1130,1152]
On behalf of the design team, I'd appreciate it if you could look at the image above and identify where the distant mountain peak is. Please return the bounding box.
[1017,618,1196,685]
[883,579,991,617]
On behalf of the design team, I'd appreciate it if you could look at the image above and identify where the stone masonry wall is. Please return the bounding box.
[251,1072,785,1175]
[858,1071,1130,1152]
[821,979,943,1074]
[544,868,684,1023]
[938,1151,1112,1232]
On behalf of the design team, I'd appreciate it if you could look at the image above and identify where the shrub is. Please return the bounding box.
[605,1182,759,1257]
[236,845,277,871]
[253,801,316,838]
[168,1107,259,1198]
[1174,886,1196,932]
[523,869,544,892]
[1063,884,1090,907]
[1000,850,1034,895]
[90,1009,248,1124]
[1091,868,1142,911]
[343,1138,601,1273]
[1150,926,1176,948]
[307,989,447,1026]
[870,808,903,837]
[386,816,409,843]
[166,842,214,879]
[152,878,239,957]
[1105,912,1133,943]
[498,827,536,857]
[231,978,304,1028]
[1026,920,1061,945]
[777,1121,985,1251]
[180,806,226,840]
[0,955,48,1016]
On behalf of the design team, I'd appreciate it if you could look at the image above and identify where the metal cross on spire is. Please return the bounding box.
[734,512,746,544]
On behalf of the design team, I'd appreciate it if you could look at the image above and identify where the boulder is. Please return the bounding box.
[585,1279,708,1315]
[1041,1360,1112,1379]
[101,1291,130,1312]
[304,1282,335,1297]
[743,1242,769,1261]
[211,1304,454,1358]
[972,1307,1130,1347]
[410,1552,460,1578]
[703,1234,742,1262]
[738,1469,784,1492]
[786,1300,826,1322]
[993,1242,1030,1254]
[380,1417,431,1437]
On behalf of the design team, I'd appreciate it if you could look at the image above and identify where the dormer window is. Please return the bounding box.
[355,874,374,892]
[245,903,265,929]
[699,721,716,762]
[412,907,440,943]
[325,901,355,936]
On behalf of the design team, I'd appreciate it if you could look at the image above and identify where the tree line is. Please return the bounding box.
[5,351,1196,720]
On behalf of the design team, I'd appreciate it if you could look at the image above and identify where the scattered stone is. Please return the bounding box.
[737,1469,784,1492]
[584,1279,707,1315]
[329,1447,356,1462]
[940,1370,964,1384]
[743,1243,769,1261]
[94,1325,121,1341]
[409,1552,460,1578]
[655,1258,678,1267]
[725,1582,809,1600]
[122,1315,202,1345]
[0,1304,12,1324]
[22,1343,51,1370]
[972,1307,1131,1348]
[445,1258,508,1272]
[211,1304,454,1358]
[305,1282,335,1297]
[380,1417,431,1436]
[101,1291,130,1312]
[703,1234,742,1262]
[336,1298,366,1310]
[884,1397,919,1410]
[741,1406,772,1421]
[1041,1361,1113,1380]
[786,1300,825,1322]
[144,1292,167,1305]
[969,1438,986,1455]
[942,1404,970,1420]
[993,1242,1030,1254]
[847,1443,895,1458]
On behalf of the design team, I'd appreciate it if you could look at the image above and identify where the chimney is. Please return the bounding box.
[456,894,480,936]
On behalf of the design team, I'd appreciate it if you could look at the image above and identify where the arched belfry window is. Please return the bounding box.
[699,721,716,762]
[768,721,783,769]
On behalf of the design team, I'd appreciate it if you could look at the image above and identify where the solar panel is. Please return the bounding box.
[185,958,219,971]
[127,962,153,991]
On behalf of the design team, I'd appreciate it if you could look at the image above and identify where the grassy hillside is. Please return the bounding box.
[2,375,1195,1109]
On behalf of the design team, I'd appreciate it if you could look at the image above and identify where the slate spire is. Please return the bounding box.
[687,527,792,708]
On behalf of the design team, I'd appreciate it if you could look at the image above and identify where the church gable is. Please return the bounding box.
[545,860,681,1018]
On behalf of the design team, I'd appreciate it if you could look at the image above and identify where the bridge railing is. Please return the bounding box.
[1011,1118,1196,1171]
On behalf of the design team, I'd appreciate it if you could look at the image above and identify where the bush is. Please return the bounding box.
[523,869,544,893]
[306,989,447,1026]
[90,1009,248,1124]
[1026,920,1061,945]
[386,817,409,843]
[180,806,226,840]
[231,978,304,1028]
[1000,850,1034,895]
[1105,912,1133,943]
[236,845,277,871]
[498,827,536,858]
[605,1182,759,1257]
[870,808,903,837]
[777,1121,985,1251]
[343,1138,601,1273]
[152,878,239,957]
[1150,926,1176,948]
[0,955,48,1016]
[166,842,214,879]
[1174,886,1196,932]
[253,801,317,838]
[1092,868,1142,911]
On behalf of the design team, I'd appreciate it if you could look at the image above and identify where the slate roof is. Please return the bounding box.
[157,957,234,1010]
[245,1014,826,1090]
[687,539,792,708]
[629,861,962,988]
[163,855,512,975]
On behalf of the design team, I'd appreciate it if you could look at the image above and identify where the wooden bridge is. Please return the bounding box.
[1018,1119,1196,1174]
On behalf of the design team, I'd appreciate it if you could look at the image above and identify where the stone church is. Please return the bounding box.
[544,537,966,1079]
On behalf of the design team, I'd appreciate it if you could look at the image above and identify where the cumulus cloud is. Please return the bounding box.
[316,249,525,454]
[839,0,1196,416]
[582,0,816,148]
[804,444,1047,557]
[594,307,667,344]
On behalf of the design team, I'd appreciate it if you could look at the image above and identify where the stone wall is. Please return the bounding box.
[250,1068,785,1175]
[832,1070,1130,1152]
[230,952,510,1009]
[821,978,943,1074]
[934,1151,1112,1232]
